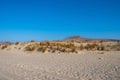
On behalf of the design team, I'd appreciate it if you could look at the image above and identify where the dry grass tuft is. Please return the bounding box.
[13,41,120,53]
[25,45,36,51]
[15,42,20,45]
[1,45,8,49]
[79,44,84,50]
[37,46,47,53]
[70,47,78,53]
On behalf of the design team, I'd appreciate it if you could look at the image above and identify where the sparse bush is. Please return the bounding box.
[84,43,99,51]
[100,45,106,51]
[42,48,47,53]
[46,41,50,46]
[91,43,97,48]
[49,46,53,49]
[85,43,91,50]
[37,47,42,52]
[71,47,78,53]
[15,42,20,45]
[111,44,120,51]
[37,46,47,53]
[68,43,75,49]
[79,44,84,50]
[5,40,120,53]
[1,45,8,49]
[96,45,106,51]
[61,48,67,53]
[116,48,120,51]
[91,43,98,51]
[25,45,36,51]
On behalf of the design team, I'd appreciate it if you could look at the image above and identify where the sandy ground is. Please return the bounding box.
[0,51,120,80]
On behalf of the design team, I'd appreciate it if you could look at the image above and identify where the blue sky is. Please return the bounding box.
[0,0,120,42]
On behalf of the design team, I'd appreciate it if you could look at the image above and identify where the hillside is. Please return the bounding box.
[64,36,120,42]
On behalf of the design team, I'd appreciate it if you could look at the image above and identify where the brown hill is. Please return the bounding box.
[64,36,85,42]
[64,36,120,42]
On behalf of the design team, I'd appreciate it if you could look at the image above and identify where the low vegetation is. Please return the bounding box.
[21,41,120,53]
[1,45,8,49]
[1,41,120,53]
[15,42,20,45]
[24,41,78,53]
[24,41,119,53]
[84,43,106,51]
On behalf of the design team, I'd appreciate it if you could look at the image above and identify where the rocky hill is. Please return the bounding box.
[64,36,120,42]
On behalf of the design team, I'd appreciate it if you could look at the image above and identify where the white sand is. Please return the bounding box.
[0,51,120,80]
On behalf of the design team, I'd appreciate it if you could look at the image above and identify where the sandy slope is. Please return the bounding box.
[0,51,120,80]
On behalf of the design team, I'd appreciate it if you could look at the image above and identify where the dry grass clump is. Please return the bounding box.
[39,41,50,46]
[56,43,77,53]
[22,41,120,53]
[61,48,67,53]
[39,42,78,53]
[23,41,109,53]
[71,47,78,53]
[84,43,98,50]
[97,45,106,51]
[79,44,84,50]
[1,41,119,54]
[25,45,37,51]
[1,45,8,49]
[15,42,20,45]
[111,43,120,51]
[84,43,107,51]
[37,46,47,53]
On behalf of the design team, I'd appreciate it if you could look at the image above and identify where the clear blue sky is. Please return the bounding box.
[0,0,120,42]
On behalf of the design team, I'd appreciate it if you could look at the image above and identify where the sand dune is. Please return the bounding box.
[0,50,120,80]
[0,41,120,80]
